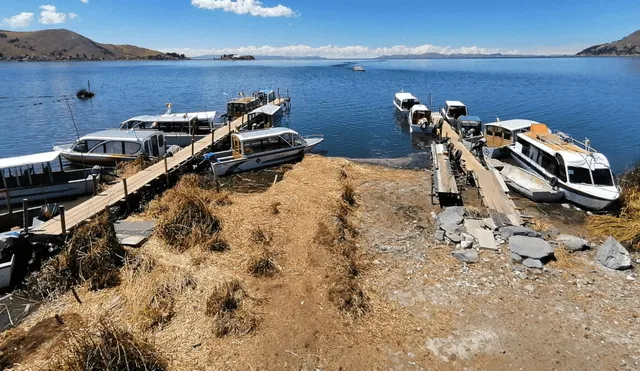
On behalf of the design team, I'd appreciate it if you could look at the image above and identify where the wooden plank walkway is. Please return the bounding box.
[438,118,523,225]
[431,143,459,197]
[34,98,288,236]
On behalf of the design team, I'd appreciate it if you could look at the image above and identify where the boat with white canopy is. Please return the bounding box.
[245,104,284,130]
[408,104,434,133]
[0,151,100,208]
[393,92,420,119]
[481,119,544,159]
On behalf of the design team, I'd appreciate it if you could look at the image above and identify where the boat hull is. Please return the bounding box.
[500,164,564,203]
[212,148,306,176]
[60,152,138,167]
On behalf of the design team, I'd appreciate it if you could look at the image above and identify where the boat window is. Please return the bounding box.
[539,152,557,175]
[243,139,262,155]
[158,135,164,147]
[592,168,614,186]
[568,167,592,185]
[293,134,305,147]
[279,134,293,146]
[151,136,159,157]
[73,140,89,153]
[503,130,512,141]
[555,155,567,182]
[104,141,124,154]
[123,142,141,155]
[449,106,467,119]
[486,126,494,137]
[144,141,150,155]
[494,127,503,138]
[517,137,531,157]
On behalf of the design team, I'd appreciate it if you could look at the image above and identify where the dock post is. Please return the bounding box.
[5,190,12,223]
[92,174,97,196]
[22,199,28,234]
[59,205,66,235]
[164,158,170,187]
[211,130,214,148]
[191,135,195,157]
[123,178,130,212]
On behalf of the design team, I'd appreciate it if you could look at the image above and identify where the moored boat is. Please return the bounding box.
[54,130,167,167]
[205,128,323,176]
[253,89,277,104]
[481,119,545,159]
[508,123,620,210]
[353,66,366,72]
[245,104,284,130]
[408,104,434,133]
[393,92,420,119]
[227,95,263,119]
[440,101,468,125]
[499,163,564,203]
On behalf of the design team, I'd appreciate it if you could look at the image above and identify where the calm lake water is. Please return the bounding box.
[0,58,639,172]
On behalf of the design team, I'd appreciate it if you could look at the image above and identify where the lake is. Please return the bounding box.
[0,57,639,172]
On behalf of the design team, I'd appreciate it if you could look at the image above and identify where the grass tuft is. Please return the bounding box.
[205,279,258,337]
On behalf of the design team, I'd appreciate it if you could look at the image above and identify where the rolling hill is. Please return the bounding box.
[0,29,188,61]
[577,30,640,56]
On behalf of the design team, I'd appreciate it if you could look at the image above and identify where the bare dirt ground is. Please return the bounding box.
[2,155,639,370]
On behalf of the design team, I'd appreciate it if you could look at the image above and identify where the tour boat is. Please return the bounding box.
[440,101,468,125]
[119,104,218,147]
[481,119,544,159]
[205,128,324,176]
[253,89,277,105]
[353,66,366,72]
[499,163,564,203]
[245,104,284,130]
[0,151,101,208]
[393,92,420,118]
[508,123,619,210]
[453,115,483,141]
[408,104,434,133]
[54,130,167,167]
[227,95,263,119]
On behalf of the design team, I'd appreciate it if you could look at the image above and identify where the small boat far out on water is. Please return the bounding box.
[205,128,323,176]
[54,130,167,167]
[393,92,420,119]
[353,66,366,72]
[508,123,620,210]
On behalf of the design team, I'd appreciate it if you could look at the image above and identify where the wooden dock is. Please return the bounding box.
[431,142,460,205]
[437,117,523,225]
[34,98,289,236]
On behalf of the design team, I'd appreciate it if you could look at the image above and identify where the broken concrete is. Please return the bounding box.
[475,229,498,251]
[511,253,523,264]
[523,258,544,269]
[437,207,465,226]
[499,226,541,240]
[508,236,554,260]
[556,234,590,252]
[452,250,479,264]
[596,236,632,270]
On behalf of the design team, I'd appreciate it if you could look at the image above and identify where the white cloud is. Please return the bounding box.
[166,44,524,59]
[191,0,297,18]
[81,0,89,3]
[2,12,34,28]
[38,5,79,24]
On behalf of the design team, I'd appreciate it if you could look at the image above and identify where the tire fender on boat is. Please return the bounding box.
[550,177,559,188]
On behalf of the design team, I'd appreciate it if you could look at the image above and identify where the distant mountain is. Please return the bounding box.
[376,53,541,59]
[578,30,640,56]
[0,29,188,61]
[193,54,326,60]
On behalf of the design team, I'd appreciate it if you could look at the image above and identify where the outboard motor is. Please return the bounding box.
[91,165,103,176]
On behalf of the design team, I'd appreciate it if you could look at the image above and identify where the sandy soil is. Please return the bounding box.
[2,155,639,370]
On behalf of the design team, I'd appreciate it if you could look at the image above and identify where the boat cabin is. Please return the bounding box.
[231,128,306,158]
[410,105,432,125]
[394,92,420,112]
[119,111,217,136]
[454,115,483,139]
[484,119,540,149]
[245,104,284,130]
[442,101,468,122]
[253,90,276,105]
[227,96,263,119]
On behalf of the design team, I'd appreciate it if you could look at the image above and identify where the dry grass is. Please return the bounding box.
[205,279,258,337]
[22,213,125,299]
[328,277,370,319]
[247,249,280,277]
[116,154,157,178]
[51,320,167,371]
[342,183,357,207]
[270,201,281,215]
[251,227,272,246]
[530,218,554,232]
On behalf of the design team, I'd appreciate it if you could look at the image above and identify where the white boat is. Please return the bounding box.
[481,119,544,159]
[499,163,564,203]
[54,130,167,167]
[206,128,324,176]
[440,101,468,125]
[393,92,420,119]
[508,123,620,210]
[245,104,284,130]
[119,104,218,147]
[408,104,434,133]
[0,151,101,208]
[227,95,263,119]
[353,66,366,72]
[253,89,277,104]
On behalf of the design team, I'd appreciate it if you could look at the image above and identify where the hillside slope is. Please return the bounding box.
[577,30,640,56]
[0,29,187,61]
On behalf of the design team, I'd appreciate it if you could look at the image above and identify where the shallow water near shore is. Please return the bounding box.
[0,58,639,172]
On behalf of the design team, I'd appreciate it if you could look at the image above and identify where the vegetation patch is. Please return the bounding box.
[247,249,280,277]
[328,277,370,319]
[206,279,258,337]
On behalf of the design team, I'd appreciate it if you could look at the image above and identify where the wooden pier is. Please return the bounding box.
[437,117,523,225]
[33,98,289,236]
[431,142,460,205]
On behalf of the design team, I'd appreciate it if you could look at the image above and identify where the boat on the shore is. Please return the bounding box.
[408,104,434,133]
[481,119,545,159]
[393,92,420,119]
[353,66,366,72]
[227,95,263,119]
[205,128,324,176]
[118,104,218,147]
[0,151,101,208]
[245,104,284,130]
[508,123,620,210]
[440,101,468,125]
[54,130,167,167]
[499,162,564,203]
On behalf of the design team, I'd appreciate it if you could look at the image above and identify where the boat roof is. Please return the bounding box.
[250,104,282,116]
[395,92,418,101]
[410,104,431,112]
[458,115,481,122]
[485,119,540,131]
[0,151,61,169]
[256,89,274,94]
[234,127,297,141]
[229,96,259,104]
[446,100,465,107]
[124,111,216,124]
[81,129,160,141]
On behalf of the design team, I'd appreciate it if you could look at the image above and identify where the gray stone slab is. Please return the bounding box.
[434,230,445,242]
[446,232,462,243]
[556,234,590,252]
[596,236,632,270]
[511,253,523,263]
[115,220,156,247]
[482,218,498,231]
[523,258,544,269]
[437,207,465,226]
[475,229,498,250]
[499,226,541,240]
[440,222,462,234]
[452,250,479,263]
[464,219,484,235]
[508,236,554,259]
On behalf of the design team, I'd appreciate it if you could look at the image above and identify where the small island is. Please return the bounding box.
[219,54,255,61]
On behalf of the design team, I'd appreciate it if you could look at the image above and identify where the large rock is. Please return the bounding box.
[499,226,541,239]
[437,207,465,226]
[508,236,554,260]
[452,250,479,263]
[523,258,543,269]
[556,234,590,252]
[440,222,462,234]
[596,236,632,270]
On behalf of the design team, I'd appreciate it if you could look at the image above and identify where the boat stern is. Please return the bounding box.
[303,135,324,152]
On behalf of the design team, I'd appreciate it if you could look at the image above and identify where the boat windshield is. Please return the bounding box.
[401,99,419,110]
[568,166,592,185]
[448,106,467,119]
[592,168,614,186]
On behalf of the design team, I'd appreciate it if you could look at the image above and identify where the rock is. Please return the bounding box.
[508,236,554,260]
[556,234,590,252]
[561,203,571,209]
[460,240,473,249]
[596,236,632,270]
[440,222,462,234]
[437,207,465,226]
[464,219,484,235]
[511,253,523,263]
[434,230,445,242]
[452,250,479,263]
[482,218,498,231]
[548,228,560,237]
[461,233,474,242]
[473,229,498,250]
[523,258,544,269]
[446,232,463,243]
[431,212,438,220]
[499,226,541,239]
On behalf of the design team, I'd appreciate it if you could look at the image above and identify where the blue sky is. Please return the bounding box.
[2,0,639,57]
